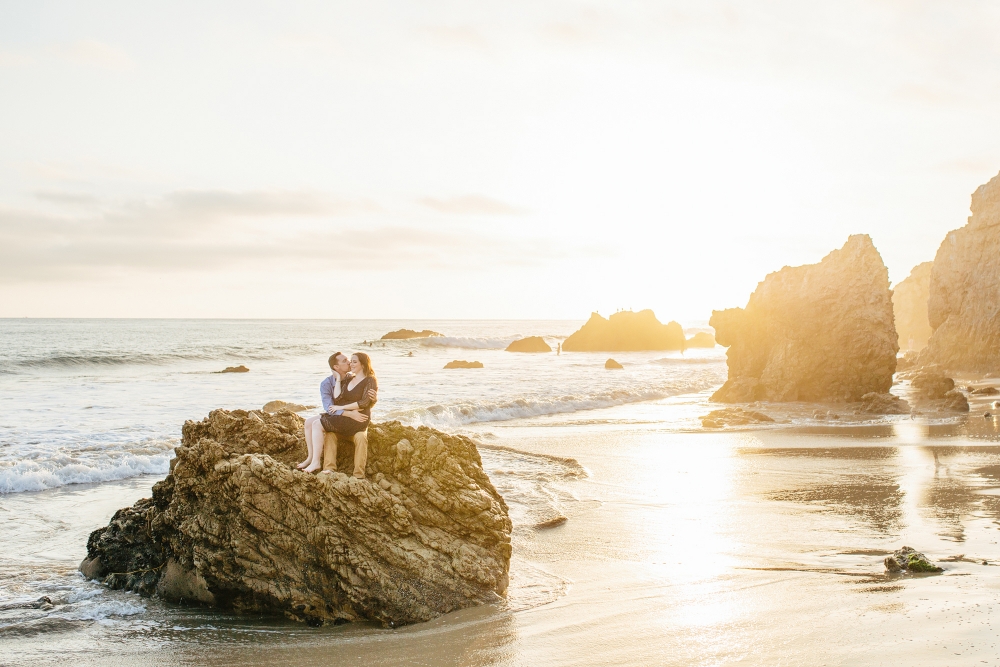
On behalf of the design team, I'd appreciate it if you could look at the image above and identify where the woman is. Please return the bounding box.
[303,352,378,474]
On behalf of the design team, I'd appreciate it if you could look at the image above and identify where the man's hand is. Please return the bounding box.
[344,410,369,423]
[327,405,337,415]
[367,388,377,401]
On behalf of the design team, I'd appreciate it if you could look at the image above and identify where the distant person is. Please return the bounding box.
[310,352,379,478]
[299,352,374,472]
[557,342,561,355]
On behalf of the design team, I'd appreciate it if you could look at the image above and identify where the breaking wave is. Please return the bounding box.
[419,336,521,350]
[387,381,713,428]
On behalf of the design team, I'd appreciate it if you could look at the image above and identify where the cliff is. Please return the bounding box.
[80,410,511,627]
[710,235,898,402]
[921,171,1000,372]
[892,261,933,351]
[562,310,685,352]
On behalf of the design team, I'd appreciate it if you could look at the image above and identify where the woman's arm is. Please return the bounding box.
[358,378,378,410]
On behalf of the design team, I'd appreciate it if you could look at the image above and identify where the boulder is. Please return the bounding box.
[217,365,249,373]
[892,261,934,352]
[921,171,1000,372]
[700,407,775,428]
[971,386,1000,396]
[910,371,969,412]
[858,392,910,415]
[81,410,511,627]
[380,329,443,340]
[685,332,717,348]
[710,235,898,403]
[884,546,943,573]
[505,336,551,353]
[444,360,483,369]
[562,310,685,351]
[262,400,314,413]
[605,358,623,370]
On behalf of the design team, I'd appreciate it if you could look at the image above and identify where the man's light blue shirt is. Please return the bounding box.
[320,375,345,416]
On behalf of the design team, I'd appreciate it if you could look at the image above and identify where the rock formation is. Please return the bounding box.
[910,371,969,412]
[710,235,898,403]
[700,408,774,428]
[381,329,443,340]
[444,360,483,369]
[262,400,314,413]
[921,171,1000,372]
[81,410,512,627]
[685,332,717,348]
[505,336,551,353]
[858,392,910,415]
[884,546,942,573]
[605,358,623,369]
[562,310,685,351]
[892,261,933,351]
[217,365,249,373]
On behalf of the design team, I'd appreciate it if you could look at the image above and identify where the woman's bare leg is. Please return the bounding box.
[304,419,327,472]
[299,415,320,468]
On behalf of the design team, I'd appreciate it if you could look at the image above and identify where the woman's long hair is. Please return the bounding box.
[353,352,375,381]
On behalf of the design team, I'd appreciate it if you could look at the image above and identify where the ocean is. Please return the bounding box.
[4,319,1000,666]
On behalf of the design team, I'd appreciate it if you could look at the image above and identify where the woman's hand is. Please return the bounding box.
[344,410,369,423]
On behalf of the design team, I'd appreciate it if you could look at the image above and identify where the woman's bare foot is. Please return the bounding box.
[303,462,322,473]
[296,460,309,469]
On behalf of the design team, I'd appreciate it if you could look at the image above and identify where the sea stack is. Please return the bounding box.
[562,310,685,351]
[506,336,551,353]
[80,410,511,627]
[921,171,1000,372]
[710,234,898,402]
[892,261,934,352]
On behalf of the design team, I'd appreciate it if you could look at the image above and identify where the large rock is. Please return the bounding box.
[685,332,717,348]
[893,261,934,352]
[81,410,511,627]
[381,329,443,340]
[922,171,1000,372]
[443,360,483,369]
[505,336,551,353]
[562,310,685,351]
[710,235,898,403]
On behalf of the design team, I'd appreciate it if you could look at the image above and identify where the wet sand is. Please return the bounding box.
[7,420,1000,666]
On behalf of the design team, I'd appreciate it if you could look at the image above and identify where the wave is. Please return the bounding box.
[386,381,713,428]
[420,336,520,350]
[0,440,175,494]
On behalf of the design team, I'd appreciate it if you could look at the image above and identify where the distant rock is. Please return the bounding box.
[605,358,623,369]
[859,392,910,415]
[381,329,443,340]
[562,310,684,351]
[921,171,1000,372]
[710,235,898,403]
[910,371,969,412]
[217,365,249,374]
[262,400,314,413]
[700,407,775,428]
[884,546,943,573]
[505,337,551,353]
[685,332,717,348]
[970,386,1000,396]
[895,351,919,372]
[892,261,934,352]
[444,360,483,369]
[81,410,511,627]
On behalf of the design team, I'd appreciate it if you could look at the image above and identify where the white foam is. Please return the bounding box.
[420,336,520,350]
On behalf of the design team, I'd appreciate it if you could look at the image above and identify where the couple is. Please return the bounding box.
[298,351,378,477]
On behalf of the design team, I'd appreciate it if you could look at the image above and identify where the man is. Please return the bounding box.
[319,352,376,478]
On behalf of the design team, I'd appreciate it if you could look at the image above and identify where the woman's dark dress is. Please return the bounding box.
[320,375,377,437]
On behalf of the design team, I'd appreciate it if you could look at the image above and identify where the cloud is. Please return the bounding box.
[0,50,33,67]
[53,40,135,70]
[0,189,563,283]
[418,194,526,215]
[421,26,490,50]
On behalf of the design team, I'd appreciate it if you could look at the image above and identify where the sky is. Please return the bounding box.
[2,1,1000,320]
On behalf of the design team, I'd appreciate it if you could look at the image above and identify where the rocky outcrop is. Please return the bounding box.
[910,371,969,412]
[884,547,942,573]
[700,407,774,428]
[506,337,551,353]
[710,235,898,403]
[892,261,934,351]
[605,358,623,369]
[922,171,1000,372]
[685,332,717,348]
[217,365,249,373]
[81,410,511,627]
[444,360,483,369]
[262,400,314,413]
[562,310,685,351]
[381,329,443,340]
[858,392,910,415]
